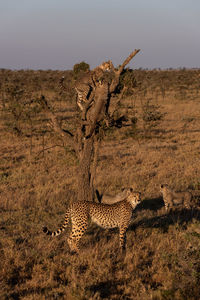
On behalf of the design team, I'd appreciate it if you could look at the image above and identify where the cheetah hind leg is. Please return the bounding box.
[67,222,88,254]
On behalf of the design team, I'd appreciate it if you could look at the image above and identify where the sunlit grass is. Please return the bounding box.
[0,69,200,299]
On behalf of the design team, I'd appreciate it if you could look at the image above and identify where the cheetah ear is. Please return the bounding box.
[95,189,102,203]
[160,184,163,188]
[130,188,133,192]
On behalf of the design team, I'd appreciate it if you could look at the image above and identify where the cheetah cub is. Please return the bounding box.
[160,184,193,211]
[43,192,141,253]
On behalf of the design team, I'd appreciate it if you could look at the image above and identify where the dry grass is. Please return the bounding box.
[1,69,200,299]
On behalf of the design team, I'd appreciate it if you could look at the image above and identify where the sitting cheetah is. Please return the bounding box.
[96,187,134,204]
[43,192,141,253]
[160,184,193,211]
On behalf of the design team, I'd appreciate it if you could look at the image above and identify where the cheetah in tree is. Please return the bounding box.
[43,191,141,253]
[74,60,115,112]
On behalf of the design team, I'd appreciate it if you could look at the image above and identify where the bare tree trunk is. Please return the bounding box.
[85,82,109,139]
[77,136,95,202]
[40,49,140,203]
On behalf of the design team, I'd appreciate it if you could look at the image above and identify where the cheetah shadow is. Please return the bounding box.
[8,287,56,300]
[87,279,124,299]
[137,196,164,211]
[130,196,200,233]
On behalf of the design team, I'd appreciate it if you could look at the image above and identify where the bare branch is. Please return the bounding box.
[109,86,127,117]
[85,83,108,139]
[36,144,66,158]
[117,49,140,75]
[109,49,140,95]
[59,76,71,92]
[39,95,74,139]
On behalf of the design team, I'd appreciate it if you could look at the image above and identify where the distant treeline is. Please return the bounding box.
[0,67,200,100]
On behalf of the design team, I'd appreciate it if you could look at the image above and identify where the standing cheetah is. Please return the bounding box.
[43,192,141,253]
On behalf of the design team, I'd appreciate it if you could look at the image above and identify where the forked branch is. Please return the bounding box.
[109,49,140,94]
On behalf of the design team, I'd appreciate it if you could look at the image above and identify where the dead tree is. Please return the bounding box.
[40,49,140,202]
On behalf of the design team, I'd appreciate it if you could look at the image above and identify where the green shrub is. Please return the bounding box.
[73,61,90,76]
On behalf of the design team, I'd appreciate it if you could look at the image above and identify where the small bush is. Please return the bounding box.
[73,61,90,76]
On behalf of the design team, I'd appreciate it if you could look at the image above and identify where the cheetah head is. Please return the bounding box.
[160,184,169,193]
[99,61,114,72]
[127,192,141,208]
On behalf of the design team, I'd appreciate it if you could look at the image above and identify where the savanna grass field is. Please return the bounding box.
[1,68,200,299]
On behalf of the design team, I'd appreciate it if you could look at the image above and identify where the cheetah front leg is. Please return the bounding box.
[119,226,128,253]
[67,235,80,253]
[164,202,170,212]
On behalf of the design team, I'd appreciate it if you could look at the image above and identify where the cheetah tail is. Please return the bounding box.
[43,209,70,237]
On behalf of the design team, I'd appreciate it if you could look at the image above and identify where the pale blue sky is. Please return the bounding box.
[0,0,199,70]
